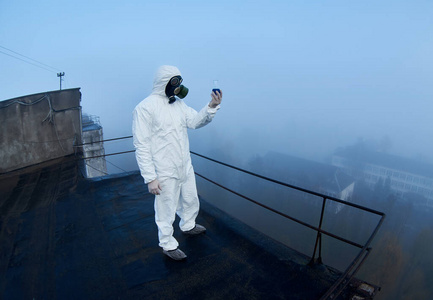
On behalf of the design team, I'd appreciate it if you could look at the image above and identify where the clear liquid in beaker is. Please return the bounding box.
[212,80,220,95]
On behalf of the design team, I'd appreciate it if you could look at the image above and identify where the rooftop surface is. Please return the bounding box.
[0,157,372,299]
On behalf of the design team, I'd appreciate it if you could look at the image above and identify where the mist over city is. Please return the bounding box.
[1,1,433,299]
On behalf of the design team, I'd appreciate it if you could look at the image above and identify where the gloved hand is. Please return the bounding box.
[209,90,222,108]
[148,179,162,195]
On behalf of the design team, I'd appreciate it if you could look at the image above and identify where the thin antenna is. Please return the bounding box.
[57,72,65,90]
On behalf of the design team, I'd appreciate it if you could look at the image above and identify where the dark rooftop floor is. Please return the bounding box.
[0,157,372,299]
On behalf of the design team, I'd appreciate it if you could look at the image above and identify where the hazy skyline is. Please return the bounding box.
[1,0,432,171]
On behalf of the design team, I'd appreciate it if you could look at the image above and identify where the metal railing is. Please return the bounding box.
[72,133,386,299]
[191,151,386,300]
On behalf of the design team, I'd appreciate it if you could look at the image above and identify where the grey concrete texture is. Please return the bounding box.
[0,88,82,173]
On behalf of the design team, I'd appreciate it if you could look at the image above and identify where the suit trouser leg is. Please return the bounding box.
[177,171,200,232]
[154,178,181,251]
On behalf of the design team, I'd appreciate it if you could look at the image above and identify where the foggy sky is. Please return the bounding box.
[1,0,432,173]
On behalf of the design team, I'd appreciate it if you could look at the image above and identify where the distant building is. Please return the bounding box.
[81,114,107,177]
[332,148,433,207]
[252,152,355,211]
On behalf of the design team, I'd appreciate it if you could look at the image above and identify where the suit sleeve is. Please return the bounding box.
[132,106,157,184]
[185,103,220,129]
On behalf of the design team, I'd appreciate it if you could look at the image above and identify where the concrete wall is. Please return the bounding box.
[82,114,107,177]
[0,88,82,173]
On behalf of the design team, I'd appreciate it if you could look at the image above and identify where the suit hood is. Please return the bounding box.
[152,65,182,96]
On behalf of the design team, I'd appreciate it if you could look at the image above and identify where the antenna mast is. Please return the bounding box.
[57,72,65,90]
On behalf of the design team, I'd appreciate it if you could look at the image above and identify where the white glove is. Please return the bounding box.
[209,90,223,108]
[148,179,162,195]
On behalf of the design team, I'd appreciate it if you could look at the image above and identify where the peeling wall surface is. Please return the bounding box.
[0,88,82,173]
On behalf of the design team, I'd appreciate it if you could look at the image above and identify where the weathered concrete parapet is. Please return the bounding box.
[81,114,107,177]
[0,88,82,173]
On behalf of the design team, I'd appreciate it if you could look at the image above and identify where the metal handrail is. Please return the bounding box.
[72,134,386,299]
[191,151,386,300]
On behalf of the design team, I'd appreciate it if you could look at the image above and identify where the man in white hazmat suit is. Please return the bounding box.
[132,65,222,261]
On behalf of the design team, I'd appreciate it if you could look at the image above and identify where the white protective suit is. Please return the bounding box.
[132,65,220,251]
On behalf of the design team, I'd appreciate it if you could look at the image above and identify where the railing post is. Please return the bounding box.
[309,197,327,266]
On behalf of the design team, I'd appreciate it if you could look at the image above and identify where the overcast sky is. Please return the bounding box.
[1,0,432,171]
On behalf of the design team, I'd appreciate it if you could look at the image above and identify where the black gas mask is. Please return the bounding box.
[165,75,189,104]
